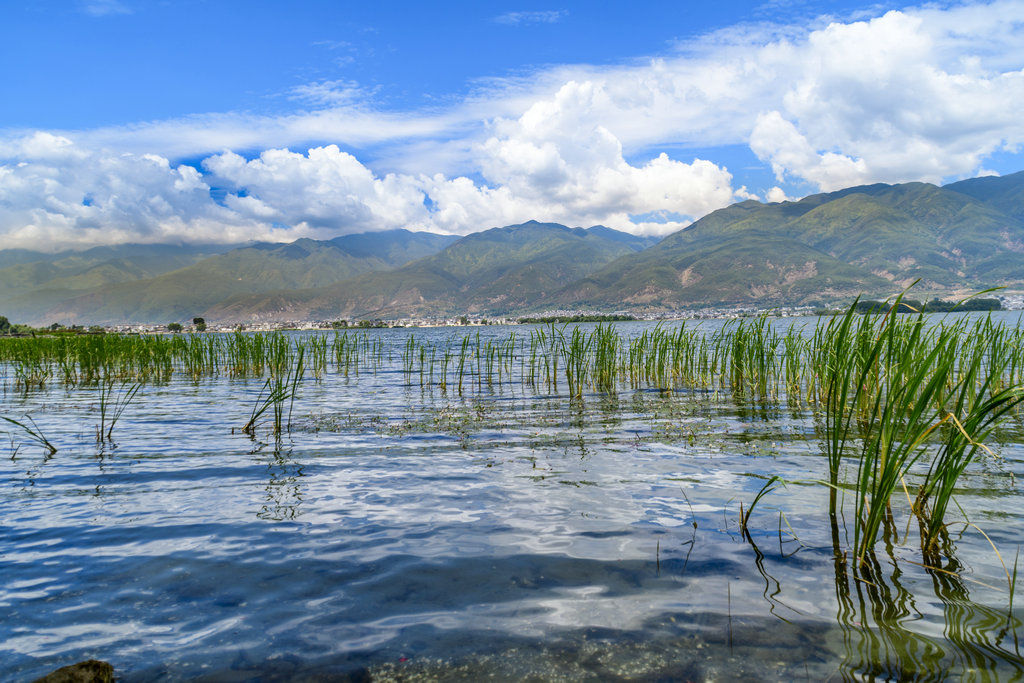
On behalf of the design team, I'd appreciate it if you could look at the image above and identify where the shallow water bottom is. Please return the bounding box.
[144,618,837,682]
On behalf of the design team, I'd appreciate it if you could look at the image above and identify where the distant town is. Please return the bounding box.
[24,293,1014,336]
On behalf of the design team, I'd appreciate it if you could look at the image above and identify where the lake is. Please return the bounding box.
[3,316,1023,681]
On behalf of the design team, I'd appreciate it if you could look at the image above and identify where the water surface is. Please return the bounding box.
[3,320,1023,681]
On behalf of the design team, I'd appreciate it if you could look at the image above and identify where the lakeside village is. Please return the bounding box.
[2,291,1019,337]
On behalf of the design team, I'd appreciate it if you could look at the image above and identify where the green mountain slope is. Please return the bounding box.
[0,243,233,295]
[558,175,1024,312]
[31,230,457,325]
[0,243,235,323]
[945,170,1024,220]
[554,232,891,309]
[205,222,654,321]
[329,229,459,264]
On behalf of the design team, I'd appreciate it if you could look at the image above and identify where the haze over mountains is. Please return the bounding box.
[1,231,456,325]
[3,171,1024,326]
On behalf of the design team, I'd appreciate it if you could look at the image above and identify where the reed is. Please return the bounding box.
[241,337,305,435]
[308,333,327,379]
[242,378,289,436]
[739,475,785,538]
[3,311,1024,558]
[915,381,1024,548]
[592,324,618,395]
[802,294,1024,560]
[560,325,592,400]
[848,309,955,560]
[1,414,57,455]
[96,377,141,443]
[456,335,470,395]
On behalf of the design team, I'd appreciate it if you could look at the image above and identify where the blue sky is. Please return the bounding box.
[3,1,870,127]
[2,0,1024,250]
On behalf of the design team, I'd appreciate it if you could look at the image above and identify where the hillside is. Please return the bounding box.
[205,222,656,321]
[554,172,1024,311]
[0,243,235,323]
[21,230,456,325]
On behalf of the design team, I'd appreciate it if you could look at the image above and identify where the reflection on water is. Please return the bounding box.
[827,520,1024,681]
[255,443,304,522]
[2,320,1023,680]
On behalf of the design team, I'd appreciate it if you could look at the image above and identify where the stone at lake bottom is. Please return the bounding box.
[32,660,114,683]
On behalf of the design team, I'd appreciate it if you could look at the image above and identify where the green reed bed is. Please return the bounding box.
[4,315,1024,414]
[4,311,1024,563]
[0,330,323,388]
[358,312,1024,564]
[814,301,1024,562]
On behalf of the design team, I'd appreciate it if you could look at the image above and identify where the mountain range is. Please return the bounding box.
[2,230,456,325]
[3,171,1024,325]
[556,172,1024,311]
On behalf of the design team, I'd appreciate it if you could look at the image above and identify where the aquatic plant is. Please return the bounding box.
[739,475,785,538]
[242,379,289,436]
[1,414,56,455]
[96,377,141,443]
[242,339,305,435]
[3,308,1023,560]
[560,325,592,400]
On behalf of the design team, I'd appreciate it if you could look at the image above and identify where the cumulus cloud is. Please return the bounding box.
[750,111,870,191]
[0,133,254,250]
[748,8,1024,188]
[203,146,429,236]
[476,2,1024,195]
[5,1,1024,249]
[765,186,791,203]
[455,80,738,234]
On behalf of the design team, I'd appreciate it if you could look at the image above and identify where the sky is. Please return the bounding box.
[2,0,1024,251]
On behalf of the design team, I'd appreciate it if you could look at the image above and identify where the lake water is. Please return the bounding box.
[3,319,1024,681]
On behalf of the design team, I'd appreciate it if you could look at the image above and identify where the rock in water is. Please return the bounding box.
[32,660,114,683]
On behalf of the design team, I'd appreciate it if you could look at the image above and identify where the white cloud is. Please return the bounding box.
[416,175,529,233]
[471,80,737,234]
[203,146,429,236]
[494,10,567,25]
[0,133,259,250]
[749,8,1024,188]
[749,111,870,191]
[5,1,1024,249]
[57,0,1024,185]
[765,186,790,203]
[287,80,372,108]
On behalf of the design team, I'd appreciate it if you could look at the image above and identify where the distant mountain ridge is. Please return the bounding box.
[204,221,658,321]
[551,171,1024,311]
[0,243,236,323]
[4,171,1024,325]
[2,230,457,325]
